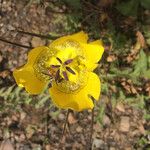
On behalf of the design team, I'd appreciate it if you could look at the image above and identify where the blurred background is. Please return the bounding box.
[0,0,150,149]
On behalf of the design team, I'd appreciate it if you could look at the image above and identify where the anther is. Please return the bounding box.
[51,65,60,68]
[55,69,60,82]
[66,67,76,75]
[62,71,69,81]
[64,59,73,65]
[56,57,62,64]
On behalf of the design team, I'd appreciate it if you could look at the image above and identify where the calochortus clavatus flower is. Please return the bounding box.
[13,31,104,111]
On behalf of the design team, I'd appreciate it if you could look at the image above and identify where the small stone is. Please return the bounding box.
[7,25,15,31]
[58,113,65,121]
[21,144,31,150]
[93,139,104,148]
[126,148,132,150]
[19,134,26,142]
[32,144,42,150]
[0,139,14,150]
[20,111,26,121]
[45,145,51,150]
[76,126,82,133]
[14,135,19,141]
[120,116,130,132]
[139,124,146,135]
[103,115,111,126]
[31,37,46,47]
[20,37,30,46]
[11,115,18,121]
[110,147,116,150]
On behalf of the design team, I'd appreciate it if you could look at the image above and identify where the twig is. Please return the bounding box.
[58,109,71,149]
[81,12,95,24]
[82,0,101,11]
[0,30,61,49]
[45,8,67,14]
[0,37,32,49]
[15,30,60,40]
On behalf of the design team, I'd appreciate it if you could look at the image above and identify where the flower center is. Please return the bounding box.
[49,57,75,82]
[33,40,88,93]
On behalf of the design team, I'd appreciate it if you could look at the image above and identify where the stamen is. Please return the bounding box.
[51,65,60,68]
[56,57,62,64]
[64,59,73,65]
[55,69,60,82]
[62,71,69,81]
[66,67,76,75]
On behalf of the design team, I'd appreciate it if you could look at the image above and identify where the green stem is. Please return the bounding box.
[61,109,71,140]
[89,107,94,149]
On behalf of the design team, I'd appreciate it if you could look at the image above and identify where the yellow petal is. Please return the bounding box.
[70,31,88,43]
[49,72,100,111]
[13,46,49,94]
[90,40,103,45]
[86,72,101,101]
[49,31,88,47]
[13,65,46,94]
[27,46,50,65]
[67,67,78,83]
[82,40,104,71]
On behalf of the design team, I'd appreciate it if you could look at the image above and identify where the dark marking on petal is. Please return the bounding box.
[58,77,63,83]
[42,71,52,77]
[64,59,73,65]
[56,57,62,64]
[48,82,52,88]
[51,65,60,68]
[66,67,76,75]
[62,71,69,81]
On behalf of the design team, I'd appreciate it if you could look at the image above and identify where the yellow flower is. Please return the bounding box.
[13,31,104,111]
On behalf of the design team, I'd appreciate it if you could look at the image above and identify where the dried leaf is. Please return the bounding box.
[116,103,125,112]
[130,86,137,94]
[120,116,130,132]
[98,0,114,7]
[135,31,146,49]
[0,70,10,78]
[138,124,146,135]
[107,55,116,62]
